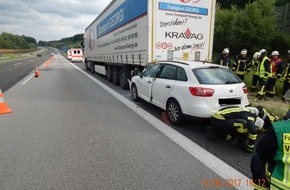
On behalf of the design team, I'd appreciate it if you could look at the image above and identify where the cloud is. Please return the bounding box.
[0,0,110,42]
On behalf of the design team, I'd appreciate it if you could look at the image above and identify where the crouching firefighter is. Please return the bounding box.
[207,106,269,153]
[251,91,290,190]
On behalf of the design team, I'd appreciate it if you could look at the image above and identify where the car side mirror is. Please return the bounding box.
[132,70,143,78]
[137,70,143,78]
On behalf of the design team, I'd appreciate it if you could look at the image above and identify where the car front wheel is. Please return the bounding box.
[166,99,184,125]
[131,84,140,102]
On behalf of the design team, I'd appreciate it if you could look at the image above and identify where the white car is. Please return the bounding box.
[129,60,249,125]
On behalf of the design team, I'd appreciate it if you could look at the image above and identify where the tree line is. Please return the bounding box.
[214,0,290,59]
[0,32,37,49]
[217,0,288,8]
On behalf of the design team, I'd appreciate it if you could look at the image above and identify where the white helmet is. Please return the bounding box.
[222,48,229,54]
[240,49,247,55]
[271,51,279,56]
[259,49,267,54]
[247,107,259,116]
[253,52,261,60]
[255,117,265,130]
[288,50,290,54]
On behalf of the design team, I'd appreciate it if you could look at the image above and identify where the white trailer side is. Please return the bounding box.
[84,0,216,89]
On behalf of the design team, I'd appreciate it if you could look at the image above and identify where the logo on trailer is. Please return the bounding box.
[180,0,201,3]
[161,42,168,49]
[155,42,161,49]
[165,28,203,40]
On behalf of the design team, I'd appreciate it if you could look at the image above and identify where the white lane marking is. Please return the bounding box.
[21,74,34,85]
[66,57,250,190]
[14,62,22,66]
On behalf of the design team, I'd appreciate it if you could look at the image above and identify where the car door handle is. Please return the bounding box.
[166,85,171,88]
[147,81,152,83]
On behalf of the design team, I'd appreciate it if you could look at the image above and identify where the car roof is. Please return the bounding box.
[156,60,228,69]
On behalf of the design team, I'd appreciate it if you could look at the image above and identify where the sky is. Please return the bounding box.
[0,0,111,42]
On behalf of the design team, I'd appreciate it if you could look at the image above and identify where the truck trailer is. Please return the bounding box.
[84,0,216,89]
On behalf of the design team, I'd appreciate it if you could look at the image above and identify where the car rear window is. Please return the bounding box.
[193,68,242,84]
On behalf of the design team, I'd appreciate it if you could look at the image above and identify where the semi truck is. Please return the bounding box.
[84,0,216,89]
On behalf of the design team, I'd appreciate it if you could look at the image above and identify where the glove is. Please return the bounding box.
[255,117,265,130]
[280,77,286,82]
[263,77,268,82]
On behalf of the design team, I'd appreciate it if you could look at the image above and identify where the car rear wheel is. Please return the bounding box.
[131,84,140,102]
[166,99,184,125]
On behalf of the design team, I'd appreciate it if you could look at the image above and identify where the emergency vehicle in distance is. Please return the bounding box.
[67,48,85,62]
[83,0,216,89]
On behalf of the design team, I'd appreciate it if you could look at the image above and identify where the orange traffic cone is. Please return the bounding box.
[35,65,40,77]
[0,88,12,114]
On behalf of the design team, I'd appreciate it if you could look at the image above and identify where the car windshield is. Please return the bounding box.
[193,68,242,85]
[143,64,160,78]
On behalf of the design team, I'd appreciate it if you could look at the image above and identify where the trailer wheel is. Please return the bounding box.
[106,66,113,82]
[90,63,95,73]
[85,62,89,70]
[119,68,129,90]
[112,67,119,85]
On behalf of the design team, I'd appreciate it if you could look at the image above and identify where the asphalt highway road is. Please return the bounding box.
[0,53,253,190]
[0,54,50,92]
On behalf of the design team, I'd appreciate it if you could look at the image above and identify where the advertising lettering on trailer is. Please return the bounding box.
[153,0,215,61]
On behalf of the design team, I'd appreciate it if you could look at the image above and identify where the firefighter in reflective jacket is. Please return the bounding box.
[266,51,284,97]
[215,48,231,68]
[232,49,251,81]
[280,50,290,102]
[206,106,271,153]
[251,91,290,190]
[255,49,272,102]
[251,52,261,91]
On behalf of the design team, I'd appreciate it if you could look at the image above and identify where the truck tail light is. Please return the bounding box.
[242,86,248,94]
[189,87,215,97]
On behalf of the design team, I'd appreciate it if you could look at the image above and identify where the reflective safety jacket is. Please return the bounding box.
[281,61,290,83]
[270,58,283,77]
[232,55,251,75]
[255,120,290,190]
[252,60,260,75]
[215,54,231,68]
[212,107,256,133]
[259,56,272,78]
[270,120,290,189]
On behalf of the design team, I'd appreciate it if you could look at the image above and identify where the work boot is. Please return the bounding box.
[206,125,217,142]
[236,141,254,153]
[254,94,261,102]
